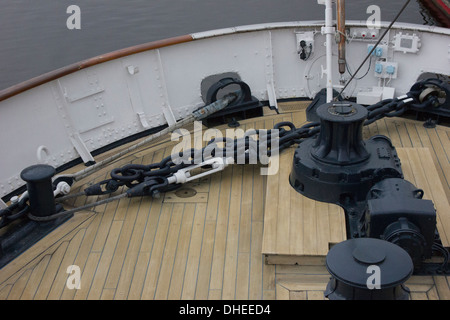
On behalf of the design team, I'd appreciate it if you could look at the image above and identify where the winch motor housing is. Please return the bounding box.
[289,101,438,270]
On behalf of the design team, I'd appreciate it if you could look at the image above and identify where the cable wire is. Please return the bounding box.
[334,0,412,101]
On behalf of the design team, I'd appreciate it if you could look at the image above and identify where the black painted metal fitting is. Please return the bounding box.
[325,238,413,300]
[289,102,402,205]
[20,164,56,218]
[311,101,369,165]
[364,178,436,266]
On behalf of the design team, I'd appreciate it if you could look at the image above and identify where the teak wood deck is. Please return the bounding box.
[0,101,449,300]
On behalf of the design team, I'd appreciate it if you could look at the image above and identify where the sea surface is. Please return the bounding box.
[0,0,439,90]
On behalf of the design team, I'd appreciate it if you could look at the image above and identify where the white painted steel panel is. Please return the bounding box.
[0,21,449,198]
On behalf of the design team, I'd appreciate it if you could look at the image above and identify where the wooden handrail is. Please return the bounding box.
[337,0,346,75]
[0,34,193,102]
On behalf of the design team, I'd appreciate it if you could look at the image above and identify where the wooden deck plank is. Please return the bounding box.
[238,166,254,254]
[329,203,347,244]
[114,197,152,300]
[415,148,450,247]
[434,276,450,300]
[426,286,440,300]
[205,171,222,221]
[195,220,216,300]
[413,123,450,198]
[0,104,449,301]
[252,165,265,223]
[124,197,163,299]
[180,203,207,300]
[405,122,423,147]
[261,153,280,254]
[208,289,222,300]
[262,146,346,263]
[103,198,139,290]
[87,220,123,299]
[209,166,233,291]
[138,198,164,253]
[167,203,196,300]
[398,148,450,247]
[275,151,291,254]
[0,285,12,300]
[140,203,174,299]
[127,251,150,300]
[276,283,290,300]
[73,252,101,300]
[396,121,413,147]
[307,290,325,300]
[59,212,102,299]
[7,269,32,300]
[235,253,251,300]
[289,179,304,255]
[47,229,86,299]
[163,192,208,203]
[222,166,244,299]
[20,255,51,300]
[155,203,185,299]
[0,210,93,287]
[249,221,264,300]
[34,241,69,299]
[384,119,403,147]
[316,201,330,256]
[90,201,121,253]
[427,128,450,189]
[302,191,317,255]
[100,288,116,300]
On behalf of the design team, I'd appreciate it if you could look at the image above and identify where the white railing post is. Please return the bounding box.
[318,0,335,102]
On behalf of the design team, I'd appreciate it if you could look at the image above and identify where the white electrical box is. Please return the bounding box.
[350,27,379,39]
[367,44,388,59]
[373,61,398,79]
[393,32,421,54]
[357,87,396,105]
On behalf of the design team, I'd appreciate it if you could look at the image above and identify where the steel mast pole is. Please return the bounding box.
[319,0,335,102]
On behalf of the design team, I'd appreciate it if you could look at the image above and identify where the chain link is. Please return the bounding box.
[96,95,414,199]
[0,89,432,227]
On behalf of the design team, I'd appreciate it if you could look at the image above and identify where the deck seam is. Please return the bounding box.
[109,150,155,299]
[110,197,144,299]
[131,149,167,299]
[190,175,214,299]
[173,203,194,299]
[146,203,175,299]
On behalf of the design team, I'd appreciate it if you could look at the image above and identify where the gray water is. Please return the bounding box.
[0,0,437,91]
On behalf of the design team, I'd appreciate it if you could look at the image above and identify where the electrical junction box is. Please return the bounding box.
[368,44,388,59]
[393,32,421,54]
[357,86,396,105]
[374,61,398,79]
[350,27,379,39]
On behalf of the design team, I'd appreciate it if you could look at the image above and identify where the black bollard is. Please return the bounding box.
[20,164,57,218]
[0,164,72,268]
[325,238,413,300]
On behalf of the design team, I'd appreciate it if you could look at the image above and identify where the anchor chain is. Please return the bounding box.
[80,93,417,200]
[82,120,321,199]
[0,79,446,227]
